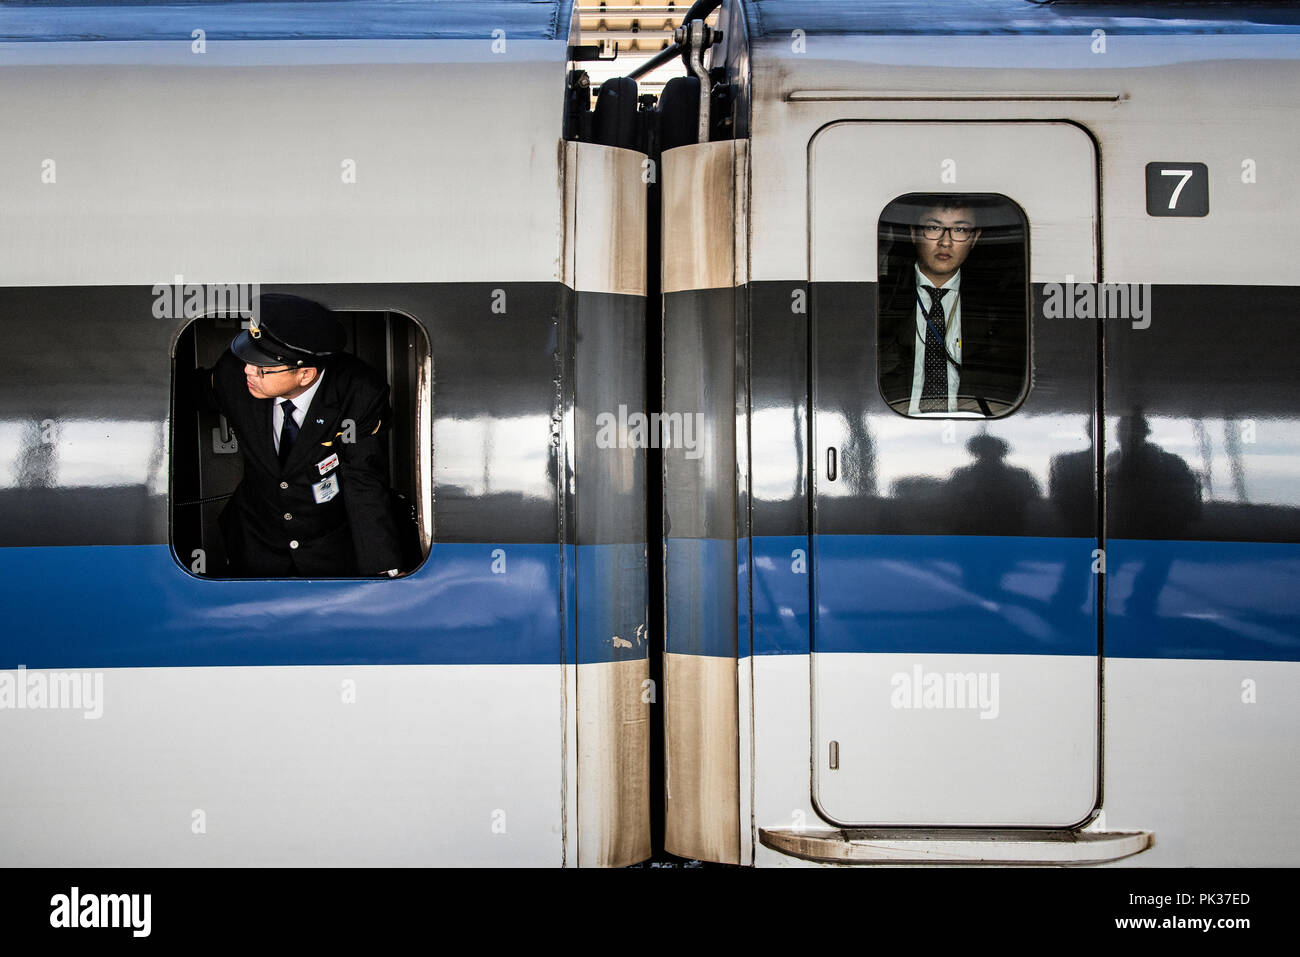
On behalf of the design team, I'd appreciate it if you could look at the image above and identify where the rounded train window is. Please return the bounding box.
[876,193,1029,418]
[171,300,431,580]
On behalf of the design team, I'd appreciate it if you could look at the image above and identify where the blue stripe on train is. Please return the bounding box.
[809,534,1100,657]
[1104,538,1300,662]
[665,537,741,659]
[575,540,650,665]
[741,535,1300,662]
[0,542,648,668]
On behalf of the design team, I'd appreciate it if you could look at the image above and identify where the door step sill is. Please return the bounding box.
[759,826,1153,865]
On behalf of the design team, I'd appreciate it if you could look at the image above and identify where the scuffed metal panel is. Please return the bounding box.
[578,658,652,867]
[568,139,651,866]
[573,143,648,297]
[664,652,740,863]
[661,140,743,864]
[662,142,737,294]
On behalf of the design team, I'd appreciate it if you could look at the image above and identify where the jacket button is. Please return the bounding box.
[284,513,292,521]
[280,481,289,490]
[289,540,299,549]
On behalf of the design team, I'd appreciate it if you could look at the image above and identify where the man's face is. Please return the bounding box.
[911,206,980,284]
[244,363,316,400]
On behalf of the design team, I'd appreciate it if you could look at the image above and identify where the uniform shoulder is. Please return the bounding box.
[211,348,250,401]
[214,347,243,376]
[322,354,391,413]
[326,353,387,388]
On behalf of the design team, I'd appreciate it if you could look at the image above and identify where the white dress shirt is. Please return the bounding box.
[272,371,325,455]
[908,264,962,415]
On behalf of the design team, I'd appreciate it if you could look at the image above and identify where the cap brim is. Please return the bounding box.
[231,330,283,366]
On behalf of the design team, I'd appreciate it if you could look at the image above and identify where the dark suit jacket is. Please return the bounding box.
[208,350,403,576]
[877,265,1027,415]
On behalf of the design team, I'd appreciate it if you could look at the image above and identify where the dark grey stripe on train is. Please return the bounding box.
[0,282,645,548]
[752,281,1299,544]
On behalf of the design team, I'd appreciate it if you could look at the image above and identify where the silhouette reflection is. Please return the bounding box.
[1107,411,1202,618]
[1048,421,1096,615]
[947,434,1039,600]
[947,434,1040,535]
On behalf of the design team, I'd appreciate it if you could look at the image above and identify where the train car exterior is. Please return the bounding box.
[0,0,650,866]
[663,0,1300,865]
[5,0,1298,871]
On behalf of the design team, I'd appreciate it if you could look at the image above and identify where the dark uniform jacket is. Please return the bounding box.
[208,350,403,576]
[877,265,1027,415]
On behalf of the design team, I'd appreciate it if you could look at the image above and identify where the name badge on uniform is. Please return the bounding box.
[316,453,340,476]
[312,474,340,504]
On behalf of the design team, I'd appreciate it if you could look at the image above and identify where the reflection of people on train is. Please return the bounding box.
[1047,423,1097,617]
[203,294,404,578]
[1107,411,1202,618]
[947,434,1040,535]
[878,195,1026,416]
[947,434,1040,599]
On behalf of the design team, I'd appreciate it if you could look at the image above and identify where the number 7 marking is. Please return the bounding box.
[1161,169,1194,209]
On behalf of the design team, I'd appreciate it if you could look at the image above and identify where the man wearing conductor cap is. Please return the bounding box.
[206,293,404,578]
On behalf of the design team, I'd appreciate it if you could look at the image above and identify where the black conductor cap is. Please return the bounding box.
[231,294,346,368]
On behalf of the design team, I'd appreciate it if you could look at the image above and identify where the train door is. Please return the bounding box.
[809,122,1100,826]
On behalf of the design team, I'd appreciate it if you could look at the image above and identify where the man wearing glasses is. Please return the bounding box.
[205,293,403,578]
[878,195,1021,416]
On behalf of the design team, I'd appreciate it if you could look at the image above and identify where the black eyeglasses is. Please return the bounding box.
[920,224,976,242]
[252,365,296,379]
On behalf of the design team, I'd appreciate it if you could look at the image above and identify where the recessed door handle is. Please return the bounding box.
[827,447,837,482]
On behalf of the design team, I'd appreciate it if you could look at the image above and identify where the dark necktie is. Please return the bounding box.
[278,399,298,466]
[919,286,950,413]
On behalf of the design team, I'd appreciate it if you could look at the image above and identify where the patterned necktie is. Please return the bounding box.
[919,286,950,413]
[278,399,298,466]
